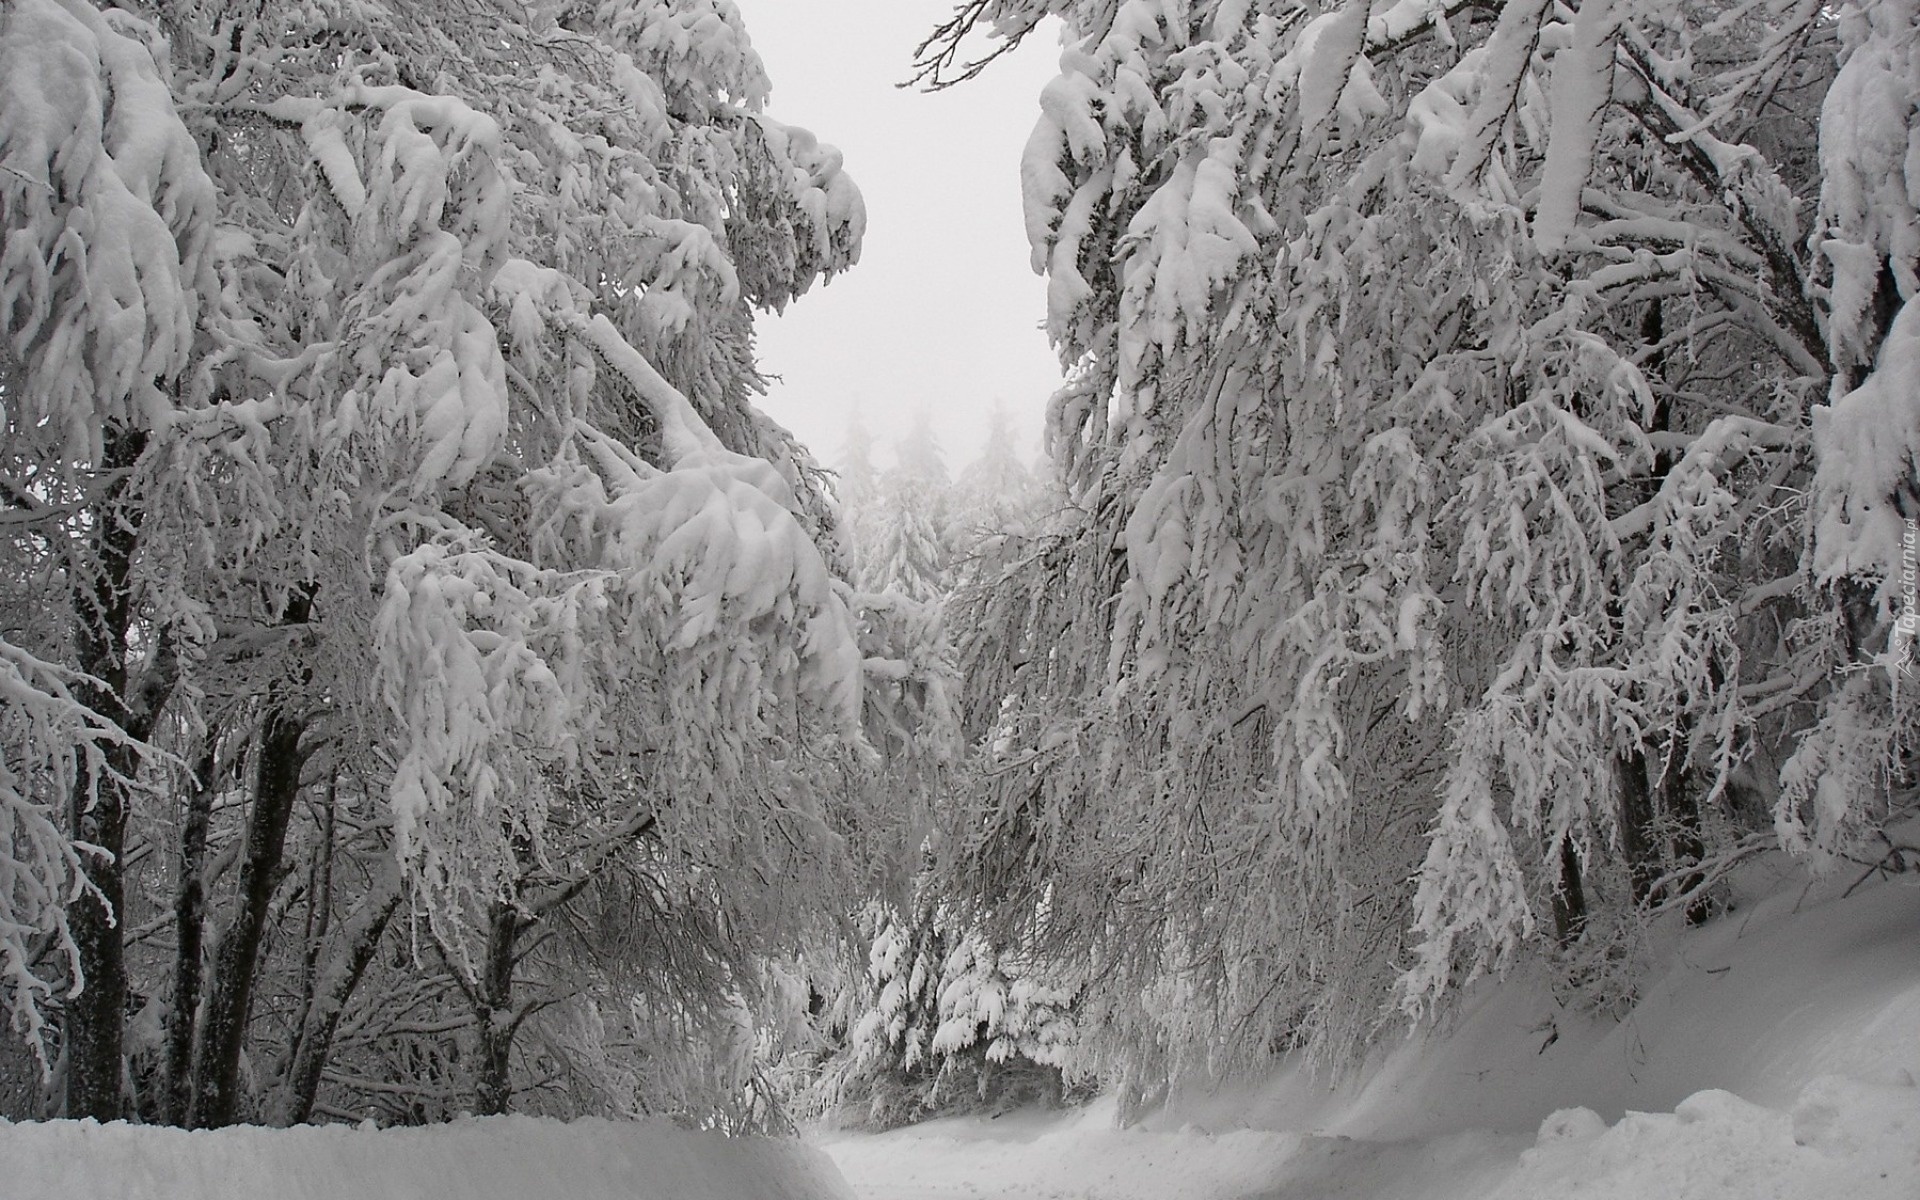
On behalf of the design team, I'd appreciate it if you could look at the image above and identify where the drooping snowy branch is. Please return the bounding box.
[0,0,216,456]
[1812,0,1920,383]
[0,641,130,1071]
[270,84,514,498]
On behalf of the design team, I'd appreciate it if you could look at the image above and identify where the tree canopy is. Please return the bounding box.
[934,0,1917,1099]
[0,0,900,1126]
[5,0,1917,1131]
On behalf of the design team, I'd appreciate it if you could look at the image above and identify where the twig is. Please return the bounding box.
[0,164,56,195]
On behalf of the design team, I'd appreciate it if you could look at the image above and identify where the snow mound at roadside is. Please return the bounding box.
[1176,861,1920,1145]
[1494,1077,1920,1200]
[820,864,1920,1199]
[0,1113,854,1200]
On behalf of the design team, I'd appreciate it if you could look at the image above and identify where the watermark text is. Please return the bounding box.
[1895,518,1919,679]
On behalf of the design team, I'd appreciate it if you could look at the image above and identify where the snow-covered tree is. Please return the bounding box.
[953,402,1043,536]
[800,406,1074,1130]
[863,408,960,600]
[0,0,215,1116]
[867,502,952,602]
[833,407,883,582]
[1793,0,1920,864]
[809,896,1081,1129]
[1,0,886,1127]
[838,403,1050,603]
[931,0,1911,1099]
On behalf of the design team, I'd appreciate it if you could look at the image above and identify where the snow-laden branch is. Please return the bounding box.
[1811,295,1920,598]
[0,639,132,1073]
[0,0,216,459]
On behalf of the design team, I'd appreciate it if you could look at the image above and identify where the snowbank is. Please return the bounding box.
[1192,857,1920,1141]
[1500,1079,1920,1200]
[820,861,1920,1199]
[0,1113,854,1200]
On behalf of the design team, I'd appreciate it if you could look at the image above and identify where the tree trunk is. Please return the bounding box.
[281,774,337,1090]
[62,424,159,1122]
[190,590,312,1128]
[162,745,218,1126]
[1666,782,1709,925]
[472,897,523,1117]
[1651,738,1709,925]
[1616,749,1661,909]
[271,863,402,1127]
[1620,742,1711,922]
[65,751,133,1121]
[1549,837,1588,948]
[188,698,306,1127]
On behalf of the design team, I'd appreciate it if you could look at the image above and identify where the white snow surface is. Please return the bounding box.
[0,1114,853,1200]
[820,859,1920,1199]
[6,863,1915,1199]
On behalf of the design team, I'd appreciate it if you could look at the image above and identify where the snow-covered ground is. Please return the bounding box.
[819,857,1920,1199]
[4,858,1913,1200]
[0,1113,853,1200]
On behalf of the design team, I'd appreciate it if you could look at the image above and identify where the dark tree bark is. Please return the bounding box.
[64,425,176,1121]
[271,864,402,1126]
[1616,749,1661,909]
[1549,837,1588,949]
[190,593,313,1128]
[1666,786,1710,925]
[472,897,525,1117]
[460,817,649,1116]
[1653,738,1710,925]
[280,774,338,1094]
[1620,742,1711,923]
[188,701,306,1127]
[162,745,218,1125]
[65,756,133,1122]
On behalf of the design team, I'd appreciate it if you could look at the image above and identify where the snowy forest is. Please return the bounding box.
[0,0,1916,1163]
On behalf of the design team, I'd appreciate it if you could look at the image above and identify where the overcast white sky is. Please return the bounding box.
[731,2,1064,473]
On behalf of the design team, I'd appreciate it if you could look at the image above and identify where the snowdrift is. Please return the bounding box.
[821,859,1920,1199]
[0,1113,854,1200]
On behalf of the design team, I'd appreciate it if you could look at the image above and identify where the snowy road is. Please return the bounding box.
[817,1117,1527,1200]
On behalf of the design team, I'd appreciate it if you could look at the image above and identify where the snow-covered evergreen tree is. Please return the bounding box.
[833,408,883,583]
[801,403,1076,1130]
[864,409,960,600]
[812,896,1082,1129]
[954,402,1045,537]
